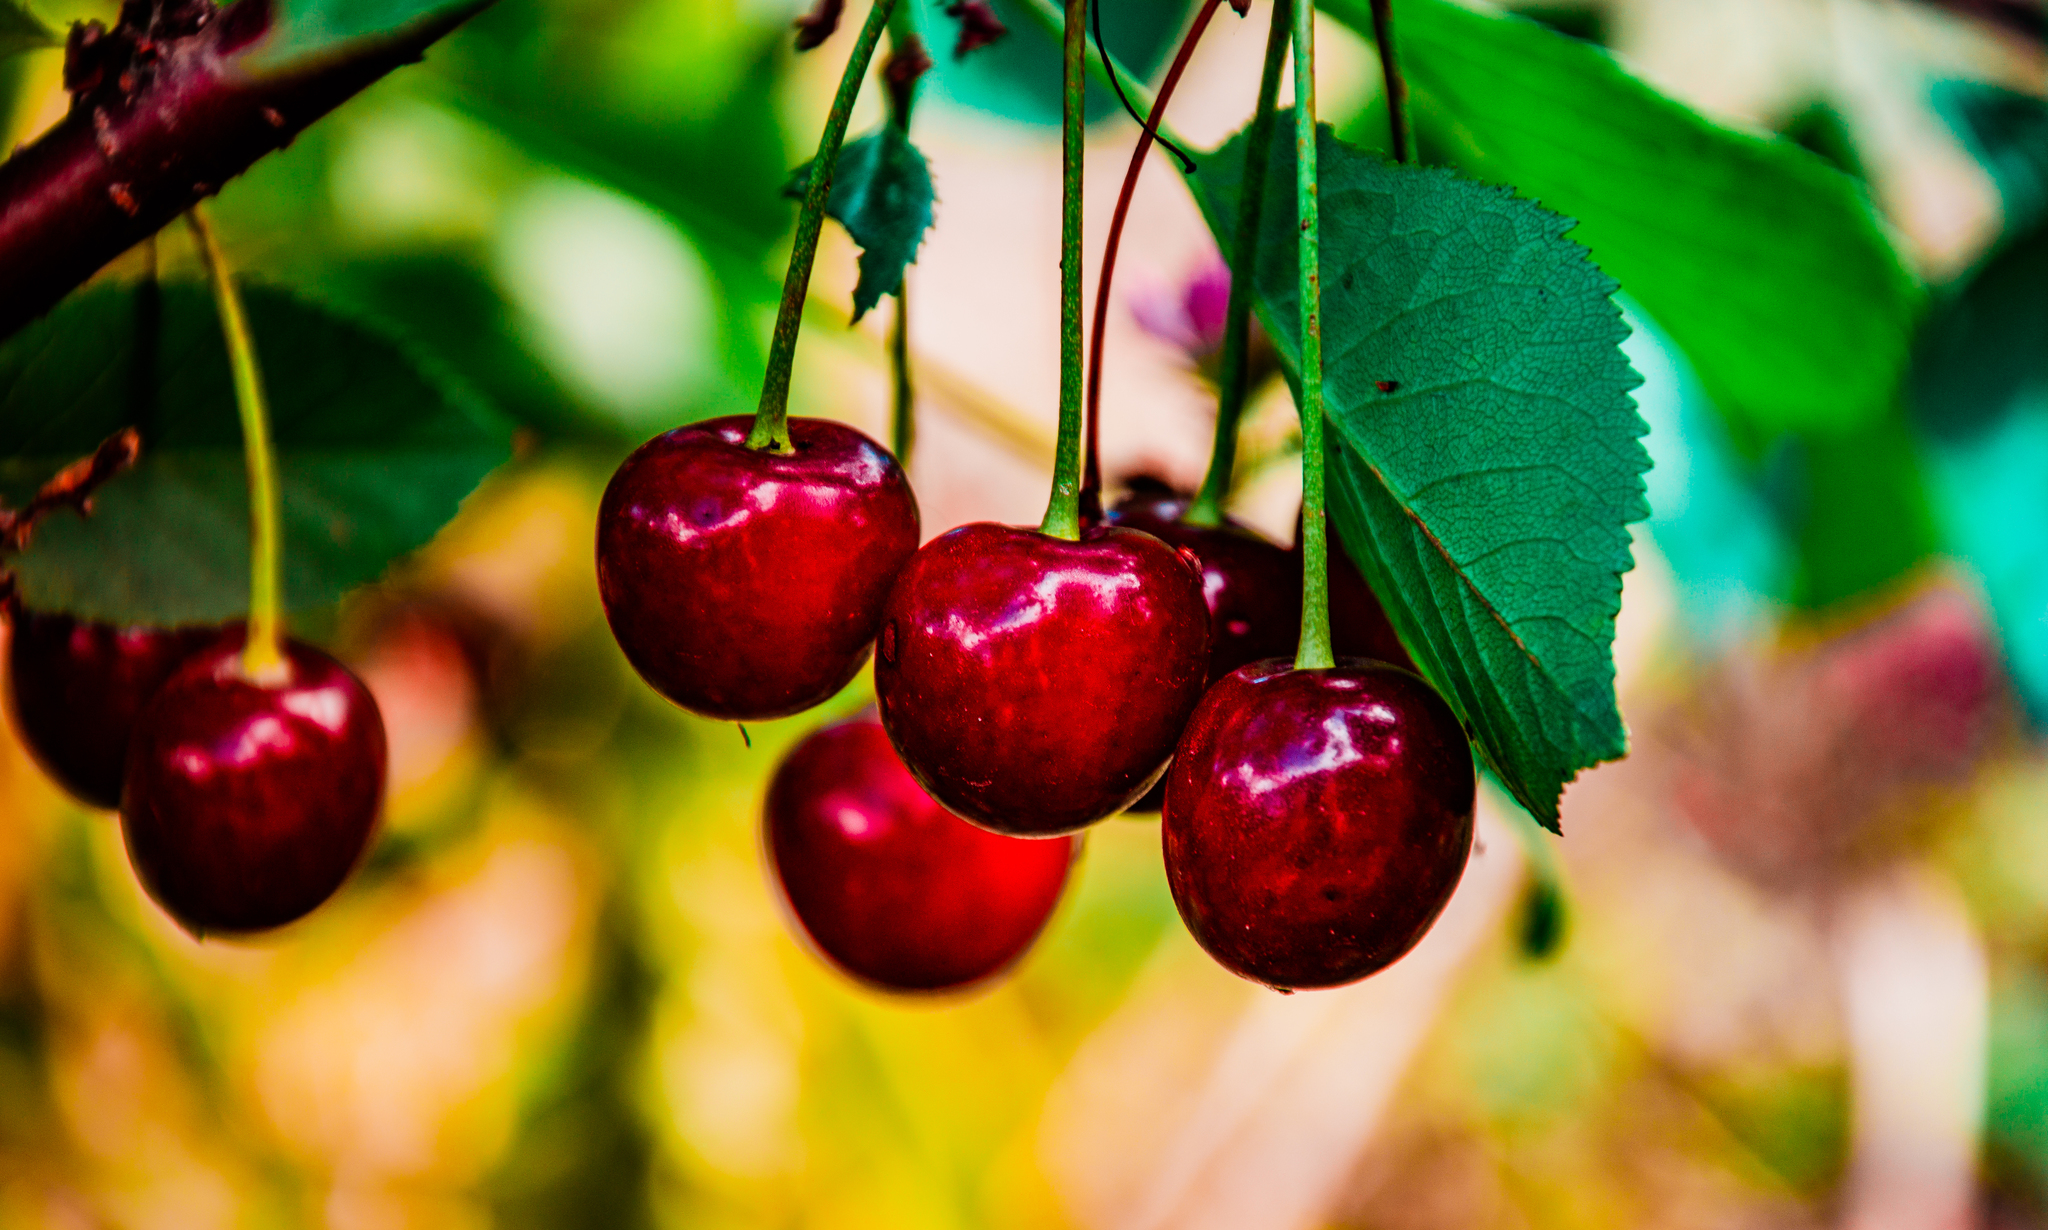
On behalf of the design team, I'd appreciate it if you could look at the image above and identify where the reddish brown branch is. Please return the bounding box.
[0,0,490,342]
[0,428,143,554]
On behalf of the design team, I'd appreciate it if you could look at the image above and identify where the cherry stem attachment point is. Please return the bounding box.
[1370,0,1414,164]
[1292,0,1333,672]
[750,0,901,454]
[1184,0,1290,529]
[1040,0,1089,541]
[1079,0,1223,524]
[187,205,287,685]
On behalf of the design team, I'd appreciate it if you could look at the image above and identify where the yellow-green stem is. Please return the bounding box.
[749,0,900,453]
[187,206,287,684]
[1038,0,1088,540]
[1292,0,1332,671]
[1185,0,1290,529]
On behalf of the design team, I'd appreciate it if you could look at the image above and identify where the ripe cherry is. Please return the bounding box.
[766,712,1075,992]
[875,522,1210,836]
[5,606,213,810]
[1162,659,1474,990]
[121,632,387,935]
[597,416,919,720]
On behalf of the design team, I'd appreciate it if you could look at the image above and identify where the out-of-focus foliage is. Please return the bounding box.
[787,124,937,321]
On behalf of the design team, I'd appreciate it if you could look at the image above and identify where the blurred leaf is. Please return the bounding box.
[1192,117,1649,830]
[0,0,53,60]
[1321,0,1920,444]
[786,126,936,322]
[248,0,493,73]
[0,282,510,624]
[919,0,1188,125]
[1777,413,1937,611]
[1934,81,2048,236]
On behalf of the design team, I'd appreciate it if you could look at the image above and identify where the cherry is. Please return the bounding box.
[1162,659,1474,990]
[4,606,214,810]
[121,632,387,935]
[766,712,1076,991]
[596,415,919,721]
[874,522,1211,836]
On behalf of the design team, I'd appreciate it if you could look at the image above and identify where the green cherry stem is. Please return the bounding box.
[1039,0,1088,541]
[186,205,287,684]
[1015,0,1179,151]
[1292,0,1332,672]
[748,0,901,454]
[1369,0,1413,164]
[1183,0,1290,529]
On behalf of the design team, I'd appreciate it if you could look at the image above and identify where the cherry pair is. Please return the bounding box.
[5,605,385,934]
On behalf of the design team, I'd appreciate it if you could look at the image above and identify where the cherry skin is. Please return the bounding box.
[1162,659,1474,990]
[5,606,214,810]
[121,633,388,935]
[766,712,1076,992]
[596,416,919,721]
[874,522,1211,836]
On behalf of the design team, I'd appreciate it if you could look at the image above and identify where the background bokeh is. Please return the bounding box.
[2,0,2047,1226]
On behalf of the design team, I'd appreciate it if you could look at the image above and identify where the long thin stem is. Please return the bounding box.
[187,205,286,684]
[1039,0,1089,540]
[1370,0,1413,164]
[1184,0,1290,528]
[749,0,900,453]
[1016,0,1172,147]
[885,27,925,466]
[1079,0,1225,523]
[1292,0,1332,672]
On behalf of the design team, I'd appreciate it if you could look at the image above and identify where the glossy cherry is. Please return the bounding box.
[596,415,919,720]
[5,606,214,810]
[766,713,1076,992]
[875,522,1211,836]
[1162,659,1474,990]
[121,633,388,935]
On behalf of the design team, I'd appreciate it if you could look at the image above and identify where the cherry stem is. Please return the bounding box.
[1016,0,1175,149]
[1291,0,1332,672]
[886,26,922,466]
[1079,0,1224,524]
[186,205,287,684]
[1370,0,1413,164]
[1183,0,1290,529]
[1039,0,1089,541]
[748,0,900,454]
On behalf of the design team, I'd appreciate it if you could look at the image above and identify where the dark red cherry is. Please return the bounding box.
[766,713,1075,991]
[1296,509,1412,669]
[875,522,1210,836]
[4,607,213,810]
[1162,659,1474,990]
[121,634,388,935]
[1106,490,1301,683]
[596,415,919,720]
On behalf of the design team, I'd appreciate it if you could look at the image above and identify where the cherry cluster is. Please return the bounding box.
[3,601,387,935]
[596,424,1474,994]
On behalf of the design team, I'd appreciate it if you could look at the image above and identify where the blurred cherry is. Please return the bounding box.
[122,632,387,935]
[766,713,1075,991]
[597,415,919,720]
[1163,659,1474,990]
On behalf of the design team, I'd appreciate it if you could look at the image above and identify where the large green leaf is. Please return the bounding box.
[1318,0,1918,444]
[245,0,491,73]
[0,283,510,624]
[786,125,937,322]
[1192,117,1650,829]
[0,0,52,60]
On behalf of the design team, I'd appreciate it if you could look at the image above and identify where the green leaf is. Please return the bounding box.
[0,0,54,60]
[786,125,936,322]
[1319,0,1919,444]
[244,0,491,73]
[1191,117,1650,829]
[0,282,510,624]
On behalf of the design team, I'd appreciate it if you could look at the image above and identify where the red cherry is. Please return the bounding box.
[1162,659,1474,990]
[874,522,1211,836]
[121,634,388,935]
[5,607,213,810]
[1295,509,1412,669]
[766,713,1075,991]
[1106,490,1301,683]
[596,416,919,720]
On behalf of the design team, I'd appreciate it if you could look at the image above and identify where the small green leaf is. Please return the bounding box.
[1192,117,1650,829]
[786,126,936,322]
[243,0,490,74]
[0,0,55,60]
[1319,0,1920,444]
[0,282,510,624]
